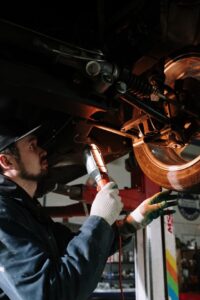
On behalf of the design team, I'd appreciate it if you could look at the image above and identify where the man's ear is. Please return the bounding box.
[0,154,13,171]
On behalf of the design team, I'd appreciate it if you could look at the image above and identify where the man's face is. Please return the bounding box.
[14,135,48,181]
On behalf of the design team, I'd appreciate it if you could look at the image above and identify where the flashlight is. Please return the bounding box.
[83,144,111,190]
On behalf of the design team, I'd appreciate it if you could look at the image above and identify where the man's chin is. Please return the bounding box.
[20,170,48,182]
[39,169,48,178]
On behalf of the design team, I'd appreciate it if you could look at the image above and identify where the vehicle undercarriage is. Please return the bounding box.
[0,0,200,193]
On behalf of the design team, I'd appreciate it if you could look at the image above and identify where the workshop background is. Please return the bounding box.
[39,154,200,300]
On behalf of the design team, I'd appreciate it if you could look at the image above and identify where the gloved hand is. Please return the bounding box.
[128,190,178,229]
[90,182,123,225]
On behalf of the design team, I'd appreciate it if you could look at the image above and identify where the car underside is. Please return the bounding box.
[0,0,200,194]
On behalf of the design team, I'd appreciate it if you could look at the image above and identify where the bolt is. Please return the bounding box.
[86,61,101,77]
[116,81,127,94]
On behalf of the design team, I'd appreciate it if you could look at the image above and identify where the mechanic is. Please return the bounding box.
[0,119,177,300]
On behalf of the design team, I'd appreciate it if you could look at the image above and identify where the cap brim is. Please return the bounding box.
[15,125,41,143]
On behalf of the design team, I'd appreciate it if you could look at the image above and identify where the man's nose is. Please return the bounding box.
[39,146,47,157]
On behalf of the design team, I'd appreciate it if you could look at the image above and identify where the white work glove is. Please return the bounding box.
[128,190,177,230]
[90,182,123,225]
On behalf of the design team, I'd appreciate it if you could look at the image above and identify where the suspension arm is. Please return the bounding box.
[120,93,171,125]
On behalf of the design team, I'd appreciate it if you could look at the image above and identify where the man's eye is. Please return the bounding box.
[29,143,36,150]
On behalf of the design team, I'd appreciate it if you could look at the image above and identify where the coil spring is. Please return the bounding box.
[128,75,154,98]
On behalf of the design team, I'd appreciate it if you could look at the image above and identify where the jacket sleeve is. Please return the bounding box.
[0,215,115,300]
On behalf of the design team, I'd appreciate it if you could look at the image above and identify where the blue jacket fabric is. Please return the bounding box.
[0,174,118,300]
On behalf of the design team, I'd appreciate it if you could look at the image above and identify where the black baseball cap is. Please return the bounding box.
[0,119,41,152]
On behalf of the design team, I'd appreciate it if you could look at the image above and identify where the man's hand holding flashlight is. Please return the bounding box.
[90,182,123,226]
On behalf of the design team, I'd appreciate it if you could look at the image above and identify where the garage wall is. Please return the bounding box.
[174,205,200,247]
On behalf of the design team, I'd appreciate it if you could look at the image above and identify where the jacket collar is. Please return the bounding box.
[0,173,32,200]
[0,173,48,222]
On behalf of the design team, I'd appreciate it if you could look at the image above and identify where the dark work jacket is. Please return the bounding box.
[0,174,120,300]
